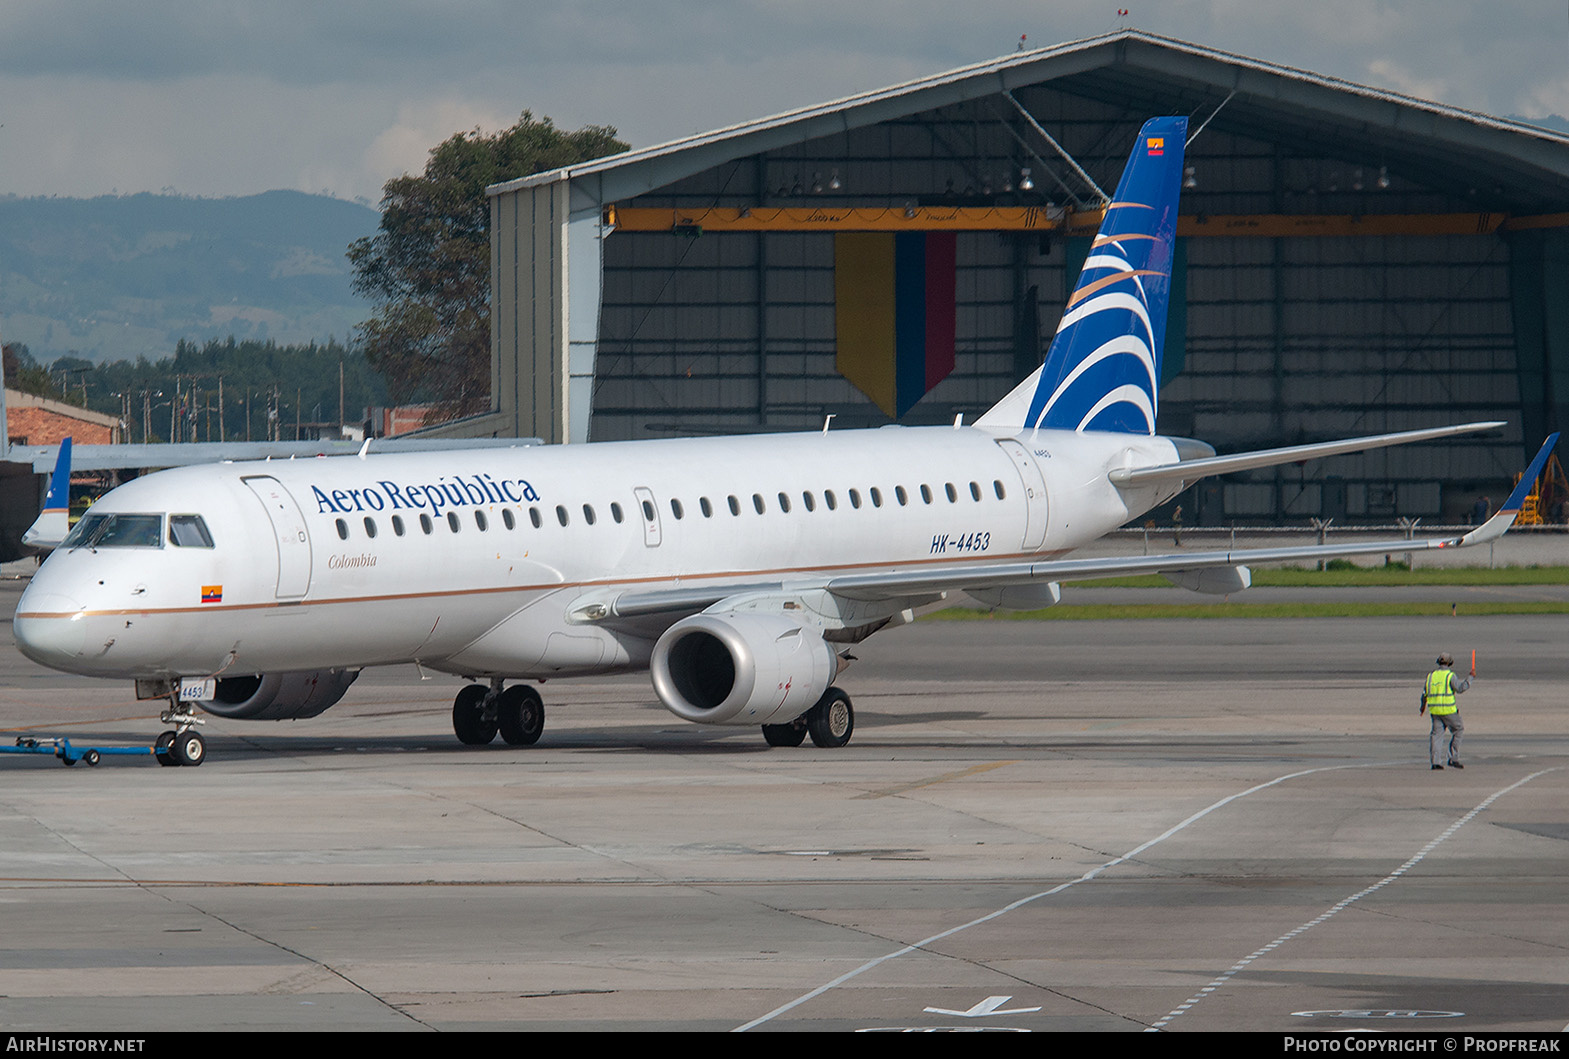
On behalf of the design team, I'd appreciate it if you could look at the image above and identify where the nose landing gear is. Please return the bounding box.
[155,698,206,767]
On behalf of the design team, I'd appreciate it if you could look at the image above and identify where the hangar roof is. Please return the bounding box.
[491,29,1569,213]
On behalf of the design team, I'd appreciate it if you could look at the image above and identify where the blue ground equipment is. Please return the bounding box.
[1,735,158,767]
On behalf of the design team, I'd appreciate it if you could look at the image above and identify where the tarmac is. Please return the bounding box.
[0,573,1565,1032]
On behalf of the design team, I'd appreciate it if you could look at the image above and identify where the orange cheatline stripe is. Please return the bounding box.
[16,547,1070,620]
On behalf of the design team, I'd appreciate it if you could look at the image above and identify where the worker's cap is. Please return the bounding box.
[1436,652,1454,665]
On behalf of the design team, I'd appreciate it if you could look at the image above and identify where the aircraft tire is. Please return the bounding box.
[807,688,854,748]
[498,685,544,746]
[761,723,807,747]
[174,730,205,767]
[155,731,179,767]
[452,685,498,746]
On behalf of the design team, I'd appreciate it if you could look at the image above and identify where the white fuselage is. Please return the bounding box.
[14,426,1182,683]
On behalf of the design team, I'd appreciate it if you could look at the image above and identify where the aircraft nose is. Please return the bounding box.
[13,591,88,668]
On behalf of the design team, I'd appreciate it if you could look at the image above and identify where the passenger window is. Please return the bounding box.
[802,492,815,512]
[671,499,684,520]
[641,500,656,522]
[169,515,214,548]
[728,495,740,516]
[752,494,765,514]
[870,487,883,507]
[392,515,406,537]
[583,504,596,526]
[848,489,861,509]
[363,517,378,538]
[895,486,908,506]
[447,511,461,533]
[335,518,349,541]
[556,505,569,526]
[921,485,933,504]
[420,514,434,534]
[970,481,982,501]
[994,480,1006,500]
[700,497,713,518]
[474,510,488,531]
[611,502,624,524]
[945,483,957,503]
[529,507,542,529]
[777,492,791,513]
[825,490,838,511]
[502,509,515,530]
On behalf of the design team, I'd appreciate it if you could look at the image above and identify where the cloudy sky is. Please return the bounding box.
[3,1,1567,205]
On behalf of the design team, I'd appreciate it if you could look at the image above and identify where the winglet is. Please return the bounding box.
[21,437,72,551]
[1457,433,1560,546]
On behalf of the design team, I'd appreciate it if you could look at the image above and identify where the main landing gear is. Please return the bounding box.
[155,698,206,767]
[452,680,545,747]
[761,686,854,749]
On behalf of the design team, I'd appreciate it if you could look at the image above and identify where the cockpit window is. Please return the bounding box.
[169,514,215,548]
[63,513,164,549]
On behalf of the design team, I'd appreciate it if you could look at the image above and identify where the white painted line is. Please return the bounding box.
[1147,767,1560,1032]
[732,761,1386,1032]
[923,995,1041,1017]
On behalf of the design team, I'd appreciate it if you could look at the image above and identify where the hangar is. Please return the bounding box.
[462,29,1569,524]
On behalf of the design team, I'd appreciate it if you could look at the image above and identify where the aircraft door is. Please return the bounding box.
[995,439,1048,550]
[242,476,313,598]
[632,487,662,547]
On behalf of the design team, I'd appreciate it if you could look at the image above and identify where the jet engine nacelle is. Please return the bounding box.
[198,669,361,721]
[650,612,838,726]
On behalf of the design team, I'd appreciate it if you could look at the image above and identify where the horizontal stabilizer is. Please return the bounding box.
[1110,422,1504,487]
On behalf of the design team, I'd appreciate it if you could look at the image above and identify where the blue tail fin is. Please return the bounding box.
[979,116,1186,435]
[22,437,72,551]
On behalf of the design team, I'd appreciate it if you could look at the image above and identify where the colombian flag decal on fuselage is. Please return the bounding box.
[201,585,223,604]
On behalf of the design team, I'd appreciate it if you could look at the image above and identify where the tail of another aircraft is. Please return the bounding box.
[977,115,1187,435]
[21,437,71,551]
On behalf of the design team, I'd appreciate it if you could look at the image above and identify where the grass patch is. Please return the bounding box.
[926,601,1569,621]
[1064,565,1569,589]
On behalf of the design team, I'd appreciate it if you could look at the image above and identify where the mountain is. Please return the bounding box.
[0,191,379,364]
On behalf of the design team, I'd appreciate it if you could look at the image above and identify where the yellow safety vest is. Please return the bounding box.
[1425,669,1457,715]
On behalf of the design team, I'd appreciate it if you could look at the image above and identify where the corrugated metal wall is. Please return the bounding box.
[498,87,1540,521]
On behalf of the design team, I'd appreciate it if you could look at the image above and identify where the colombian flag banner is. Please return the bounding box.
[835,232,956,418]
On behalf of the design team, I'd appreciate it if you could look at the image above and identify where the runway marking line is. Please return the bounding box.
[853,760,1017,799]
[1147,766,1560,1032]
[732,760,1386,1032]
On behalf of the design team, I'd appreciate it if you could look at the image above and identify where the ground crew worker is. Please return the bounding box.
[1421,652,1470,769]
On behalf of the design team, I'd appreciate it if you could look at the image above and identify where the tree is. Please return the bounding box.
[349,112,626,419]
[3,343,64,401]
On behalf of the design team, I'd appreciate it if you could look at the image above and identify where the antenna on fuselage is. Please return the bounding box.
[822,414,835,433]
